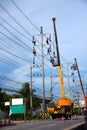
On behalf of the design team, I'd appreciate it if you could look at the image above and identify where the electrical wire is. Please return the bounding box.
[0,4,57,77]
[0,47,32,63]
[11,0,40,31]
[0,17,32,41]
[0,3,33,37]
[0,31,32,51]
[0,39,33,62]
[0,1,76,100]
[0,23,32,51]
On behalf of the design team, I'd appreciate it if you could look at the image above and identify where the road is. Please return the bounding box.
[0,116,86,130]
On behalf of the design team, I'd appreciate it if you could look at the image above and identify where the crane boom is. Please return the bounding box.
[52,17,65,99]
[74,58,85,96]
[47,17,73,119]
[74,58,87,108]
[52,17,60,66]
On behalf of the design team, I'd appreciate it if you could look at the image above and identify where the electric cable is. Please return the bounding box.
[11,0,40,31]
[0,3,33,37]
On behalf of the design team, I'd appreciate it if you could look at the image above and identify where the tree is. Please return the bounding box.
[0,91,13,113]
[18,82,29,115]
[18,82,41,116]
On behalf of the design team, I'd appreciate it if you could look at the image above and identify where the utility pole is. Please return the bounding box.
[40,26,45,112]
[67,63,70,98]
[30,66,33,118]
[32,27,51,112]
[50,75,53,101]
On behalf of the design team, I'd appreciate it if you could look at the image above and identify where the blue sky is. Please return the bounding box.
[0,0,87,101]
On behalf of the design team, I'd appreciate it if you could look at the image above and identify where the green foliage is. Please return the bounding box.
[0,82,41,120]
[18,82,41,115]
[0,92,13,112]
[33,96,41,110]
[19,82,30,98]
[73,107,82,115]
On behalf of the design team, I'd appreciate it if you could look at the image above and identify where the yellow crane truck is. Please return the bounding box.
[47,17,73,119]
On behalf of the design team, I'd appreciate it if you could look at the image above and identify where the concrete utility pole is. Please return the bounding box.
[32,27,51,112]
[30,66,33,118]
[40,26,45,112]
[50,75,53,101]
[67,63,70,98]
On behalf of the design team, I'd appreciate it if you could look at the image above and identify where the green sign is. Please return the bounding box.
[10,105,25,115]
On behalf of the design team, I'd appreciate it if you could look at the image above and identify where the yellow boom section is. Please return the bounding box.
[58,66,65,99]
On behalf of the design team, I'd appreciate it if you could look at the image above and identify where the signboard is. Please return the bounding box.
[10,105,25,115]
[12,98,23,105]
[5,102,10,106]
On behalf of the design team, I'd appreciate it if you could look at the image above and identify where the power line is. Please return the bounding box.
[0,23,32,51]
[2,43,53,75]
[0,47,32,63]
[11,0,40,31]
[0,58,16,67]
[0,3,51,55]
[0,75,23,84]
[1,3,54,68]
[0,31,31,51]
[0,1,72,99]
[0,31,45,66]
[0,86,19,93]
[0,45,55,75]
[0,39,33,62]
[0,8,57,76]
[0,17,32,41]
[0,3,33,37]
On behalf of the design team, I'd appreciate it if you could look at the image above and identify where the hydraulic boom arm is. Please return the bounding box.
[74,58,87,108]
[52,17,65,99]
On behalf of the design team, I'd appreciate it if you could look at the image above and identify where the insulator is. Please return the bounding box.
[32,36,36,45]
[33,50,36,55]
[49,34,51,41]
[47,47,51,55]
[33,57,35,64]
[73,78,74,82]
[33,47,36,55]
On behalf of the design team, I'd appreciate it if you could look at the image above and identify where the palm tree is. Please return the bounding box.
[18,82,41,116]
[18,83,30,116]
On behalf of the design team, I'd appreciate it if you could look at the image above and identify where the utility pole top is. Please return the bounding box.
[52,17,56,21]
[40,26,43,34]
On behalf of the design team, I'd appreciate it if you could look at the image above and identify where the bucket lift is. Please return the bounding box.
[50,51,59,67]
[50,56,58,67]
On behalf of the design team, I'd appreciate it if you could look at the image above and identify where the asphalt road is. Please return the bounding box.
[0,116,86,130]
